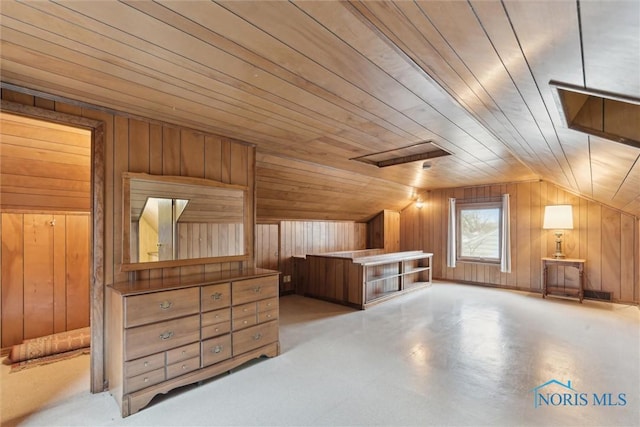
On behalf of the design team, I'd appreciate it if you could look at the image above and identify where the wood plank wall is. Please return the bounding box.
[0,112,91,212]
[400,180,639,303]
[255,223,279,273]
[1,212,90,347]
[366,210,400,253]
[276,221,367,293]
[119,117,255,280]
[1,88,256,286]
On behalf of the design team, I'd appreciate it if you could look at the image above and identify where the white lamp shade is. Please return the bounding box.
[543,205,574,229]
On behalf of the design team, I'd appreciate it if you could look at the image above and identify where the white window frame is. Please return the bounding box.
[456,201,503,265]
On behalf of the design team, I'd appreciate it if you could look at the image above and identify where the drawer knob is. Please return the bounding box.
[144,361,149,367]
[159,301,173,310]
[211,292,223,301]
[144,377,149,383]
[212,345,223,354]
[182,364,187,370]
[253,333,262,341]
[253,286,261,293]
[159,331,174,340]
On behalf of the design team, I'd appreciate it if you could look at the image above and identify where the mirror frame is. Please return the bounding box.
[121,172,250,271]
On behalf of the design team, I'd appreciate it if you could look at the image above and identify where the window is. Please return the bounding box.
[456,202,502,264]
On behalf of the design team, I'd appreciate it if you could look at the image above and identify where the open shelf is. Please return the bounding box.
[363,251,433,306]
[366,273,403,284]
[402,267,431,275]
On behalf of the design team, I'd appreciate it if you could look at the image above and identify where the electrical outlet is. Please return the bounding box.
[283,275,291,283]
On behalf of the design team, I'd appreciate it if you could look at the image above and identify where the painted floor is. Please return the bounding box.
[1,282,638,426]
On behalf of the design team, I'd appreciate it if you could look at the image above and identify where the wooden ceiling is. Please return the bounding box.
[0,112,92,212]
[1,1,638,220]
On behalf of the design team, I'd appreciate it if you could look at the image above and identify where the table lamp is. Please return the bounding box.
[543,205,573,258]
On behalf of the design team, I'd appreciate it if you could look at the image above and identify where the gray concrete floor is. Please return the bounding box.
[1,282,639,426]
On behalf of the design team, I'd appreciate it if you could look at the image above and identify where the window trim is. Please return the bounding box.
[455,201,503,265]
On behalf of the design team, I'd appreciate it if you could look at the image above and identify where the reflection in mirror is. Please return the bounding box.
[123,173,247,268]
[138,197,189,262]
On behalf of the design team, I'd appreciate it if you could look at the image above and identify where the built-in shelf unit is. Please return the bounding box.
[302,250,433,309]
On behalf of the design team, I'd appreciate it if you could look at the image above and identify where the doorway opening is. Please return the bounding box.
[0,105,104,399]
[1,111,91,355]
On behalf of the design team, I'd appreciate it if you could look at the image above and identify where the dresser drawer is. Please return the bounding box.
[233,315,257,331]
[124,352,165,378]
[232,302,257,320]
[202,308,230,326]
[202,334,232,367]
[232,276,278,305]
[125,288,199,328]
[201,283,231,312]
[258,308,278,323]
[232,321,278,356]
[166,356,200,380]
[166,342,200,365]
[232,302,258,330]
[125,367,165,394]
[202,308,231,339]
[257,297,278,312]
[125,314,200,361]
[202,320,231,339]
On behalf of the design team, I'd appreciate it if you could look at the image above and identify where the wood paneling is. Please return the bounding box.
[12,98,258,283]
[1,213,24,348]
[401,180,639,303]
[256,153,418,221]
[176,223,244,261]
[256,223,279,272]
[22,214,55,340]
[66,215,90,330]
[367,210,400,252]
[0,213,90,347]
[1,0,636,219]
[0,112,91,212]
[278,220,367,293]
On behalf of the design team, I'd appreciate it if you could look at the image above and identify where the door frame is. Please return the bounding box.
[1,100,105,392]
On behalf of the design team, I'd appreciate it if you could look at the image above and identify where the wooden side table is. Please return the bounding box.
[542,258,585,303]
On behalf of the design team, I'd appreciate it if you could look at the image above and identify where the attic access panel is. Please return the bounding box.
[550,81,640,149]
[351,141,451,168]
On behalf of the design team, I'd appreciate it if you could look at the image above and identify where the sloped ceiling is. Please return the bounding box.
[1,1,638,220]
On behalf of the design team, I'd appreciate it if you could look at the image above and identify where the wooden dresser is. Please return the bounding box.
[106,268,279,417]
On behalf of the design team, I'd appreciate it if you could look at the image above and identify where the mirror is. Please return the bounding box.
[122,172,249,270]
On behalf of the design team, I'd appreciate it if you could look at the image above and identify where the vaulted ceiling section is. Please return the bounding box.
[1,1,638,220]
